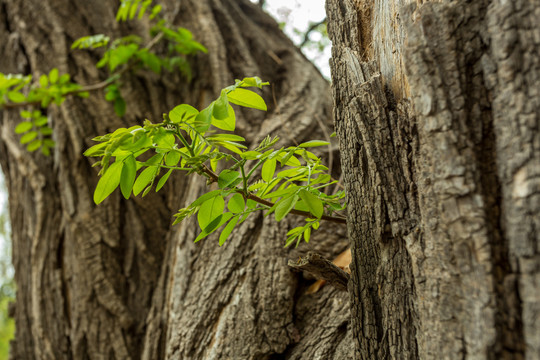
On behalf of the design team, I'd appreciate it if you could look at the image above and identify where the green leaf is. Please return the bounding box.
[26,139,42,152]
[240,151,262,160]
[7,91,26,103]
[138,50,161,74]
[262,185,298,200]
[298,189,324,218]
[120,155,137,199]
[20,131,37,144]
[15,121,33,134]
[219,215,239,246]
[274,194,299,222]
[138,0,152,19]
[195,212,233,243]
[114,97,126,117]
[43,139,55,148]
[197,195,224,230]
[212,92,229,120]
[298,140,330,148]
[49,68,59,84]
[287,226,304,236]
[169,104,199,123]
[150,4,162,19]
[227,193,245,213]
[133,166,158,196]
[246,199,257,210]
[40,126,53,135]
[240,77,269,88]
[59,74,70,84]
[216,141,246,155]
[165,151,181,167]
[109,44,139,71]
[155,132,176,149]
[39,74,48,88]
[261,159,276,182]
[41,145,51,156]
[156,169,173,192]
[194,106,212,133]
[190,189,222,208]
[276,167,306,179]
[277,150,301,167]
[304,227,311,243]
[20,110,32,118]
[218,170,240,189]
[207,134,245,143]
[94,161,123,204]
[227,88,267,111]
[34,116,48,126]
[211,104,235,131]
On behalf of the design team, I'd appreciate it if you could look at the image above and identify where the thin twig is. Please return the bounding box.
[299,18,326,48]
[288,252,349,292]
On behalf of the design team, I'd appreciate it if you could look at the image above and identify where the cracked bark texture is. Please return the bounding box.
[0,1,352,359]
[327,0,539,359]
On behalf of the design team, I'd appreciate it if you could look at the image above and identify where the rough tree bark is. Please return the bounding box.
[327,0,539,359]
[0,1,352,359]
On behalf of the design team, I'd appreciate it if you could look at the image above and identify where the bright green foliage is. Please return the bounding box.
[0,73,31,107]
[0,69,84,109]
[0,294,13,360]
[86,77,346,247]
[71,34,110,49]
[1,0,207,151]
[116,0,156,22]
[1,1,346,248]
[1,69,82,153]
[16,110,55,155]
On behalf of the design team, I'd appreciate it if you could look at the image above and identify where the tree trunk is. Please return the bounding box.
[327,0,539,359]
[0,1,352,359]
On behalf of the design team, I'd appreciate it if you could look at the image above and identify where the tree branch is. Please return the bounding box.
[200,164,347,224]
[288,252,350,292]
[299,18,326,48]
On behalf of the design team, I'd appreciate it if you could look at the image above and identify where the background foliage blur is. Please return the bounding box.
[0,173,14,360]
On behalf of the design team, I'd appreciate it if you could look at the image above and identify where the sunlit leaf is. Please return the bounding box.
[298,140,329,148]
[15,122,33,134]
[227,193,245,213]
[197,195,224,230]
[218,169,240,189]
[298,189,323,218]
[133,166,158,196]
[49,68,59,84]
[94,161,123,204]
[20,131,37,144]
[7,91,25,103]
[275,194,299,222]
[219,215,239,246]
[227,88,267,111]
[156,169,173,192]
[120,155,137,199]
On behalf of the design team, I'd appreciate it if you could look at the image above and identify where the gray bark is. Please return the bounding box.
[327,0,539,359]
[0,0,352,359]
